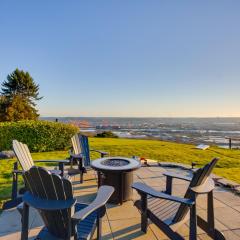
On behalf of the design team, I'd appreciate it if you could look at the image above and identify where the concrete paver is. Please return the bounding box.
[0,164,240,239]
[106,201,140,221]
[214,207,240,229]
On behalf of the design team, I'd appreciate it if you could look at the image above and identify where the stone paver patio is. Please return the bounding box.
[0,162,240,239]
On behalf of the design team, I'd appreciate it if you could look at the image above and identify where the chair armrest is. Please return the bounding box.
[17,202,24,215]
[132,182,194,206]
[34,160,70,164]
[90,149,109,156]
[72,185,114,221]
[22,191,76,210]
[12,169,24,174]
[191,178,215,194]
[69,153,83,159]
[163,172,192,182]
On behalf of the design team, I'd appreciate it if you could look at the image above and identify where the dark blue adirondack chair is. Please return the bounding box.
[70,134,108,183]
[3,140,70,210]
[18,166,114,240]
[132,158,225,240]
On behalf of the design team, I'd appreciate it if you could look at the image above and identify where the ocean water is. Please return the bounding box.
[42,117,240,147]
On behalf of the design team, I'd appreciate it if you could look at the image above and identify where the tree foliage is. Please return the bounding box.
[0,69,42,121]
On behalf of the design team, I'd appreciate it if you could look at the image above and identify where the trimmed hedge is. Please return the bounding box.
[0,120,79,152]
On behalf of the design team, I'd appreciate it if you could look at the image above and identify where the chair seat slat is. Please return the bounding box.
[148,198,180,222]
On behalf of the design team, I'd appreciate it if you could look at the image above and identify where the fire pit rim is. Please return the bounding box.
[91,156,141,171]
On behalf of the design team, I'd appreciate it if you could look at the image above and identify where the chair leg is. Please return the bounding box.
[96,206,106,240]
[189,203,197,240]
[207,191,215,233]
[3,162,22,210]
[66,211,72,240]
[207,191,225,239]
[58,162,64,177]
[80,169,84,183]
[141,194,148,233]
[70,156,74,169]
[197,215,226,240]
[166,176,173,195]
[12,172,18,200]
[21,203,29,240]
[2,163,22,209]
[12,162,19,200]
[97,171,102,188]
[97,216,102,240]
[197,191,225,239]
[77,157,84,183]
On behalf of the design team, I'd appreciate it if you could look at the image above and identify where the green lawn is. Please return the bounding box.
[1,137,240,208]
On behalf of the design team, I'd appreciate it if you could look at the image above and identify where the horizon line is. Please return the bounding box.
[40,116,240,119]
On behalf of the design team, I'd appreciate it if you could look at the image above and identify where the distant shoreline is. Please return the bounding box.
[41,117,240,148]
[41,116,240,119]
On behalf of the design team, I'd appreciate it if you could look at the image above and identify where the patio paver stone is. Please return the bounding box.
[0,163,240,239]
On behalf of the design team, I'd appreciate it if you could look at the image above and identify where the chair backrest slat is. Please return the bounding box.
[52,174,66,200]
[13,140,34,171]
[71,134,81,155]
[23,144,34,166]
[173,158,218,223]
[63,178,74,199]
[30,167,47,199]
[38,168,58,199]
[79,135,91,167]
[23,167,74,239]
[23,170,39,196]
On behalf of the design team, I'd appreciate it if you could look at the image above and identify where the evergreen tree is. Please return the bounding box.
[0,69,42,121]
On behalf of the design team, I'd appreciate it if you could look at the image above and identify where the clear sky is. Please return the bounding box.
[0,1,240,117]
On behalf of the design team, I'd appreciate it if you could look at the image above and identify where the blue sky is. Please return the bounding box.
[0,1,240,117]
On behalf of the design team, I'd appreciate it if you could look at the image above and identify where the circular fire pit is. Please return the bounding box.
[91,157,141,204]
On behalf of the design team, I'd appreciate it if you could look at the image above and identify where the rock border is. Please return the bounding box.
[0,150,15,159]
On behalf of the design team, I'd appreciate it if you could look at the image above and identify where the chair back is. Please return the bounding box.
[71,134,91,167]
[12,140,34,171]
[71,134,82,155]
[173,158,218,223]
[23,166,74,239]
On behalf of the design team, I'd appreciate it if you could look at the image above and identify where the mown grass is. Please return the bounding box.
[0,137,240,208]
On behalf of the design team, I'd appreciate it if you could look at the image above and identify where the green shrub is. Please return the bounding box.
[95,131,118,138]
[0,120,78,152]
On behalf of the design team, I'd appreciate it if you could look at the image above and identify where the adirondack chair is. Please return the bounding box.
[3,140,70,210]
[18,166,114,240]
[132,158,225,240]
[70,134,108,183]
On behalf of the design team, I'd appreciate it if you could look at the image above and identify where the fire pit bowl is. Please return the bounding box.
[91,157,141,204]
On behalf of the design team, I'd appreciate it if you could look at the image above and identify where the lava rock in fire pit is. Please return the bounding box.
[101,159,129,167]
